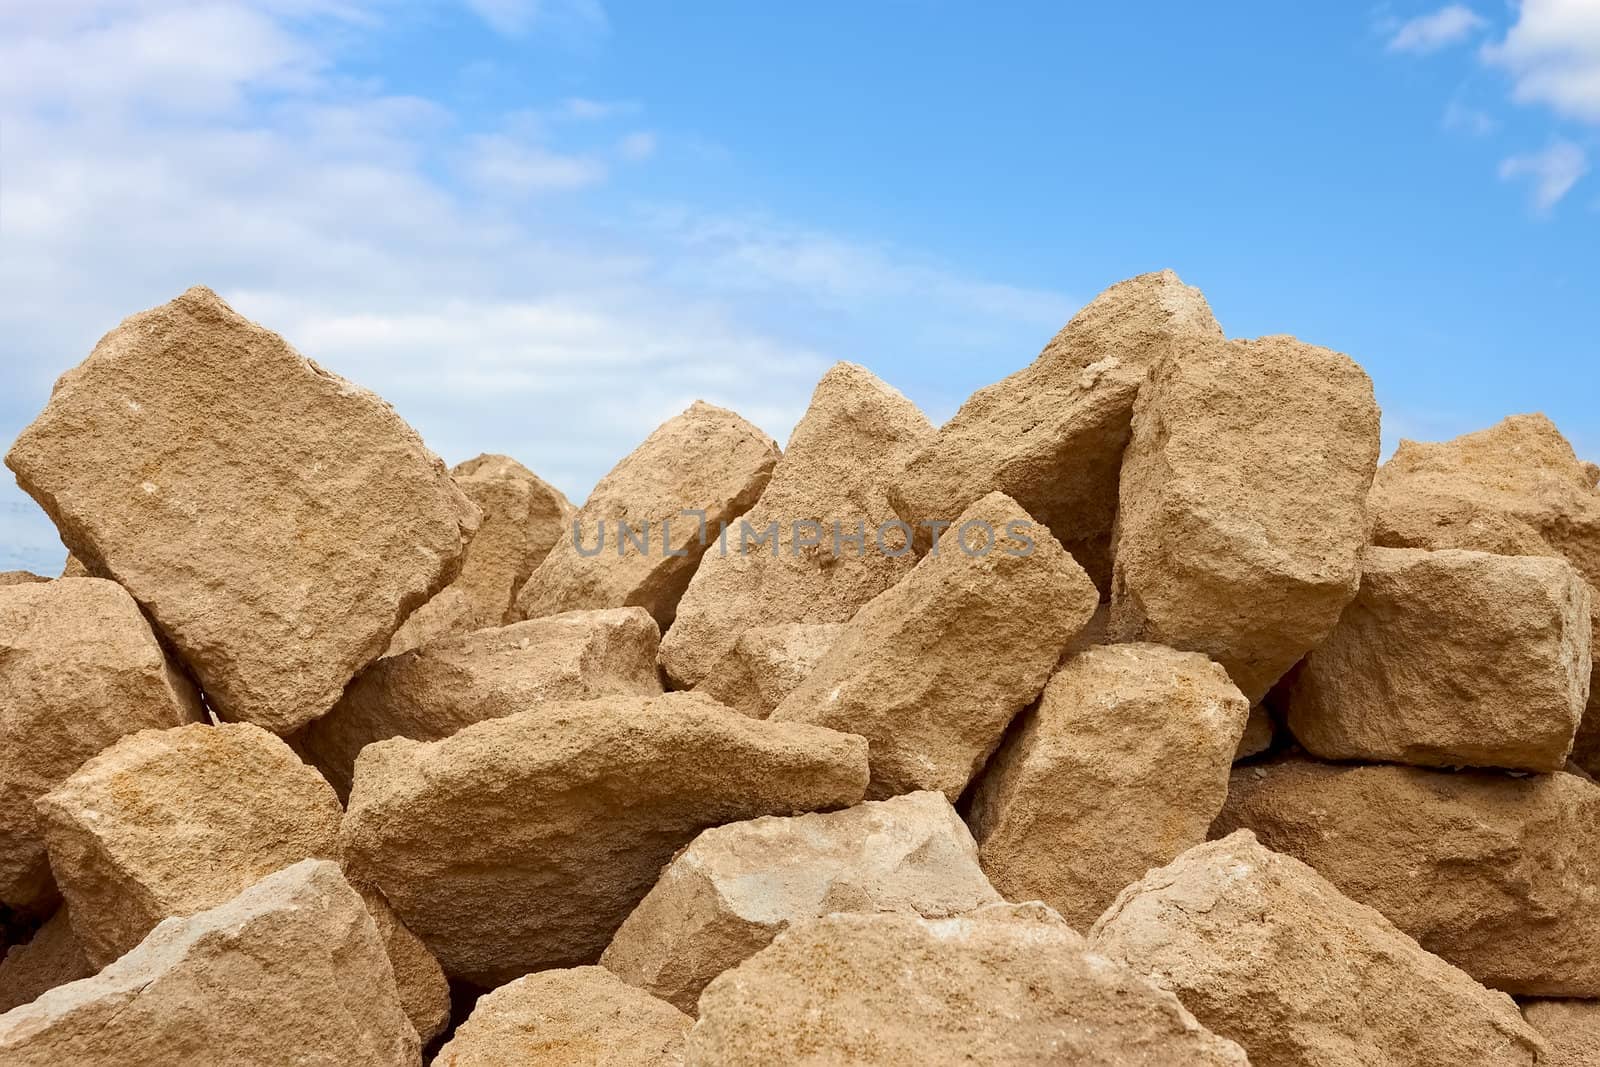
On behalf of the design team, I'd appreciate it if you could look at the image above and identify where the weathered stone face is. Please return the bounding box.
[691,622,841,718]
[382,585,477,658]
[1521,999,1600,1067]
[449,454,573,628]
[4,287,480,734]
[0,910,92,1013]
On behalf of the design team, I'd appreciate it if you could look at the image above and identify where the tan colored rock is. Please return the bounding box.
[0,572,48,587]
[302,607,662,797]
[0,911,92,1013]
[59,555,88,578]
[686,903,1247,1066]
[1286,547,1590,771]
[1,578,204,911]
[450,454,573,628]
[1234,704,1275,761]
[4,287,479,734]
[1109,334,1381,702]
[602,790,1000,1013]
[1583,460,1600,488]
[660,363,932,689]
[1521,999,1600,1067]
[37,722,343,967]
[516,402,779,630]
[358,887,451,1046]
[1090,831,1544,1066]
[891,271,1223,591]
[692,622,841,718]
[436,966,690,1067]
[967,644,1248,929]
[771,492,1098,800]
[383,585,476,658]
[341,692,868,986]
[1216,758,1600,996]
[0,860,420,1066]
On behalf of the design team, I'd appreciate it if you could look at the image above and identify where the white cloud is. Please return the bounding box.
[1387,5,1487,54]
[1483,0,1600,123]
[1442,98,1499,135]
[1498,140,1590,209]
[617,130,658,160]
[464,133,609,192]
[463,0,606,39]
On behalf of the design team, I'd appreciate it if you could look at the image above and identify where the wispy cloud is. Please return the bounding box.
[463,0,608,39]
[1442,98,1499,135]
[1387,5,1487,54]
[463,133,609,192]
[617,131,658,161]
[1483,0,1600,123]
[1498,140,1591,210]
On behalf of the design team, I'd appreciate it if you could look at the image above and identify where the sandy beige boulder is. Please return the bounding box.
[449,454,573,628]
[4,287,479,734]
[1286,547,1590,771]
[686,903,1247,1066]
[1109,335,1381,702]
[1091,831,1544,1066]
[516,402,778,630]
[771,492,1098,800]
[301,607,662,797]
[661,363,931,688]
[1,578,204,912]
[891,271,1223,591]
[0,860,420,1066]
[436,966,690,1066]
[1217,758,1600,996]
[0,911,92,1013]
[602,790,1000,1013]
[59,555,88,578]
[358,887,451,1046]
[0,572,48,587]
[967,643,1249,929]
[692,622,841,718]
[1521,999,1600,1067]
[1234,704,1275,761]
[36,722,343,967]
[341,692,868,986]
[383,585,476,658]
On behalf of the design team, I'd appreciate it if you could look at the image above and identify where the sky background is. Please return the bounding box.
[3,1,1597,573]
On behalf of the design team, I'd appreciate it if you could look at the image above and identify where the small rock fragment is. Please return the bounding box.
[449,454,574,627]
[967,644,1249,929]
[0,910,92,1013]
[435,966,690,1067]
[59,556,89,578]
[1090,831,1545,1066]
[602,790,1000,1013]
[383,585,477,658]
[1521,999,1600,1067]
[358,887,451,1046]
[1109,334,1381,701]
[771,492,1098,800]
[1233,704,1275,761]
[0,860,420,1066]
[516,402,779,629]
[692,623,841,718]
[340,692,868,986]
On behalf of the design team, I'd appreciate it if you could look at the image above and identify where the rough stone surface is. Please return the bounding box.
[771,492,1098,800]
[1521,999,1600,1067]
[1234,704,1275,761]
[1,578,205,911]
[516,402,779,630]
[661,363,932,688]
[357,887,450,1046]
[967,643,1249,929]
[686,903,1248,1066]
[341,692,869,986]
[692,622,841,718]
[602,790,1000,1013]
[37,722,344,967]
[1216,758,1600,996]
[1286,546,1590,771]
[0,860,420,1066]
[891,271,1223,591]
[1109,334,1381,702]
[301,607,663,797]
[449,454,573,628]
[436,966,690,1067]
[0,572,48,587]
[1091,831,1544,1066]
[0,911,92,1013]
[60,556,89,578]
[4,287,479,734]
[383,585,476,658]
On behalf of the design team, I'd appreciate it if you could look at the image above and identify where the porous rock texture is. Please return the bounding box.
[0,910,92,1013]
[435,966,691,1067]
[1521,999,1600,1067]
[382,584,476,658]
[1285,546,1591,771]
[890,270,1223,591]
[1091,831,1545,1066]
[770,491,1098,799]
[1217,758,1600,996]
[692,622,841,718]
[357,886,451,1047]
[3,286,479,734]
[299,606,663,797]
[601,790,1000,1013]
[966,643,1249,929]
[36,721,344,967]
[0,572,48,587]
[515,401,779,629]
[0,860,421,1066]
[449,453,573,627]
[685,903,1248,1066]
[0,578,205,912]
[340,692,869,986]
[1109,333,1382,702]
[660,362,931,689]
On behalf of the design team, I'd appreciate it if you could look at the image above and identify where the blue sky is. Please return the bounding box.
[2,1,1597,573]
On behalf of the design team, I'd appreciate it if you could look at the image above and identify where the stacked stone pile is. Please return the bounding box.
[0,277,1594,1065]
